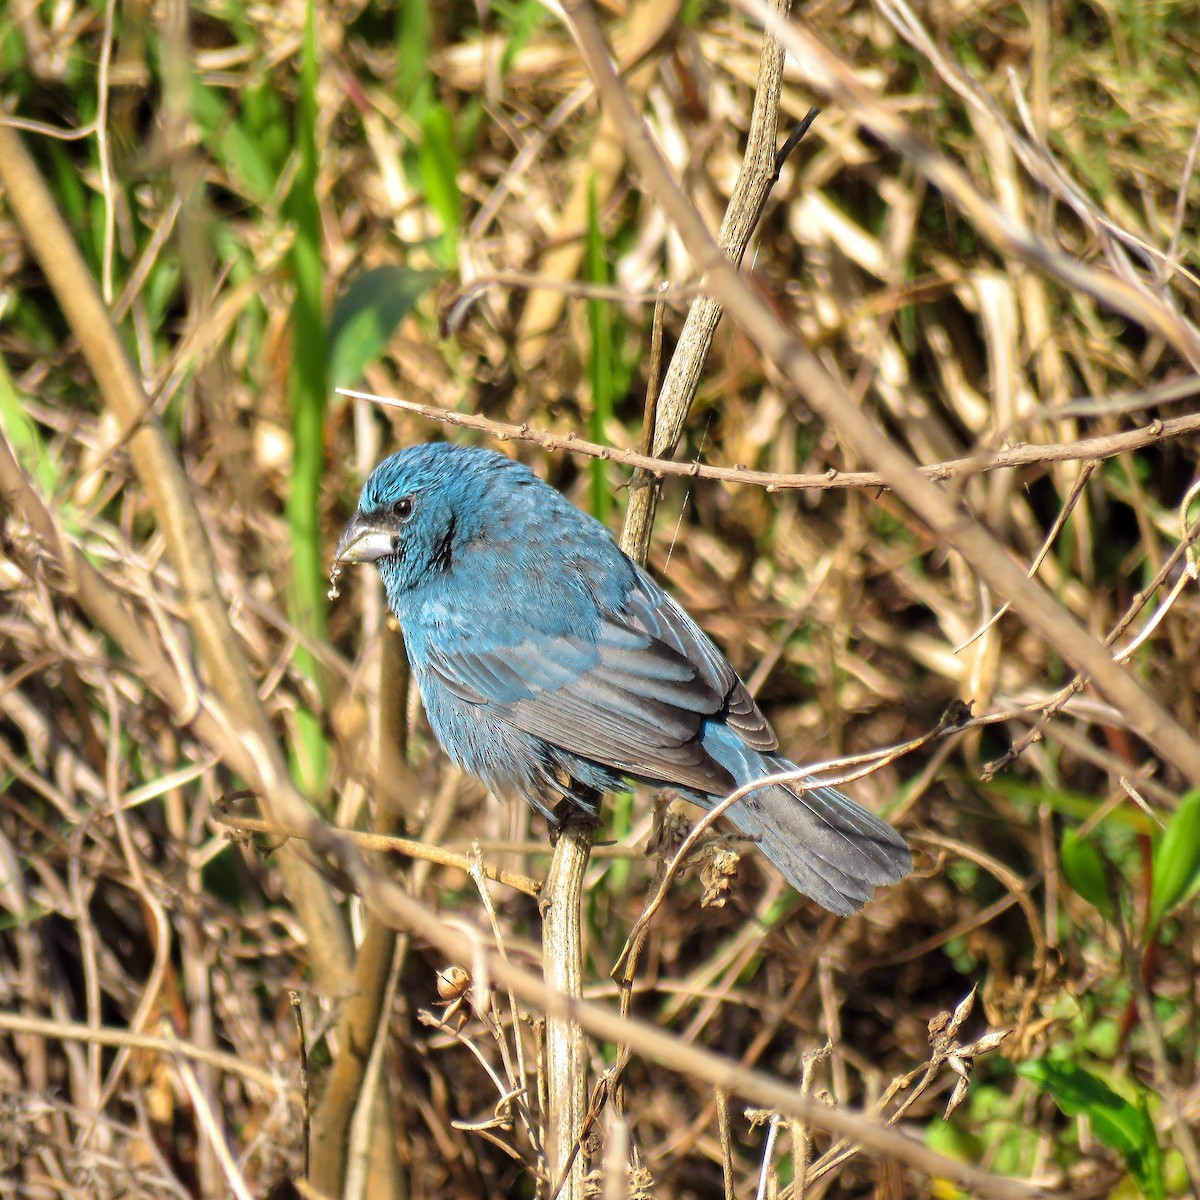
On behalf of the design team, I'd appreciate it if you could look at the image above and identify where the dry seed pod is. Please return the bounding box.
[436,965,470,1001]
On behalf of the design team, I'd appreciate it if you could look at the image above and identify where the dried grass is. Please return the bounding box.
[2,0,1199,1196]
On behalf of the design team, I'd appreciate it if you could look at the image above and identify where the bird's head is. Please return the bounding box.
[332,442,518,601]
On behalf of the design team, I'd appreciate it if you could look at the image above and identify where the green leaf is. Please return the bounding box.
[985,778,1151,832]
[419,104,461,264]
[1149,790,1200,930]
[1060,828,1113,918]
[1019,1059,1164,1200]
[327,266,442,390]
[0,358,57,493]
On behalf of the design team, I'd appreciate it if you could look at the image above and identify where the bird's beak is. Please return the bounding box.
[333,515,397,566]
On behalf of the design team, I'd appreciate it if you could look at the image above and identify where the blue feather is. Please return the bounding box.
[336,443,910,914]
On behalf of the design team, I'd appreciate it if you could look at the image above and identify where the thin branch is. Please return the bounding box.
[0,1012,288,1094]
[0,432,288,848]
[442,272,698,336]
[982,488,1200,779]
[618,0,800,562]
[742,1,1200,368]
[173,1044,256,1200]
[1116,910,1200,1190]
[214,811,542,896]
[556,0,1200,790]
[533,7,803,1187]
[338,387,1200,493]
[311,622,413,1198]
[0,124,354,989]
[772,106,821,179]
[953,463,1097,654]
[311,826,1044,1200]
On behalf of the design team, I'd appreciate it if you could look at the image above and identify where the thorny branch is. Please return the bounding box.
[336,390,1200,493]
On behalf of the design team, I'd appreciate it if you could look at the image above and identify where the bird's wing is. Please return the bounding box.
[421,573,776,794]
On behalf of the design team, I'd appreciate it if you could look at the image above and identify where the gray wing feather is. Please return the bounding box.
[424,572,775,792]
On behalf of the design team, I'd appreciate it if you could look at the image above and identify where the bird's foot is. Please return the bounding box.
[547,802,601,845]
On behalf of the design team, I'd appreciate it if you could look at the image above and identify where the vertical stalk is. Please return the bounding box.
[540,5,795,1195]
[542,818,596,1200]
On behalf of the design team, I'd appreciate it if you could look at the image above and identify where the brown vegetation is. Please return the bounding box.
[2,0,1199,1197]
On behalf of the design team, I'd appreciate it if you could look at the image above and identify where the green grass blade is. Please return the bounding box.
[494,0,549,77]
[284,0,329,798]
[395,0,433,110]
[419,104,461,266]
[586,177,613,522]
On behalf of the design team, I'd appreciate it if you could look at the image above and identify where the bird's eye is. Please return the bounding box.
[392,496,414,520]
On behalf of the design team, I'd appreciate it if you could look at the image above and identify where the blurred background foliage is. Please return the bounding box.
[1,0,1199,1196]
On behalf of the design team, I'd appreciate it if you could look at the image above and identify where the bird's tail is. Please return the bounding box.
[703,727,911,915]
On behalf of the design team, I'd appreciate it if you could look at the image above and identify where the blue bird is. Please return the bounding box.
[333,443,910,914]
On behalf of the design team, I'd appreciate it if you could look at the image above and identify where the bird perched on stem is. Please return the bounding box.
[332,443,910,914]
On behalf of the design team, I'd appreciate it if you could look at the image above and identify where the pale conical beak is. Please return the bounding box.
[333,515,397,566]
